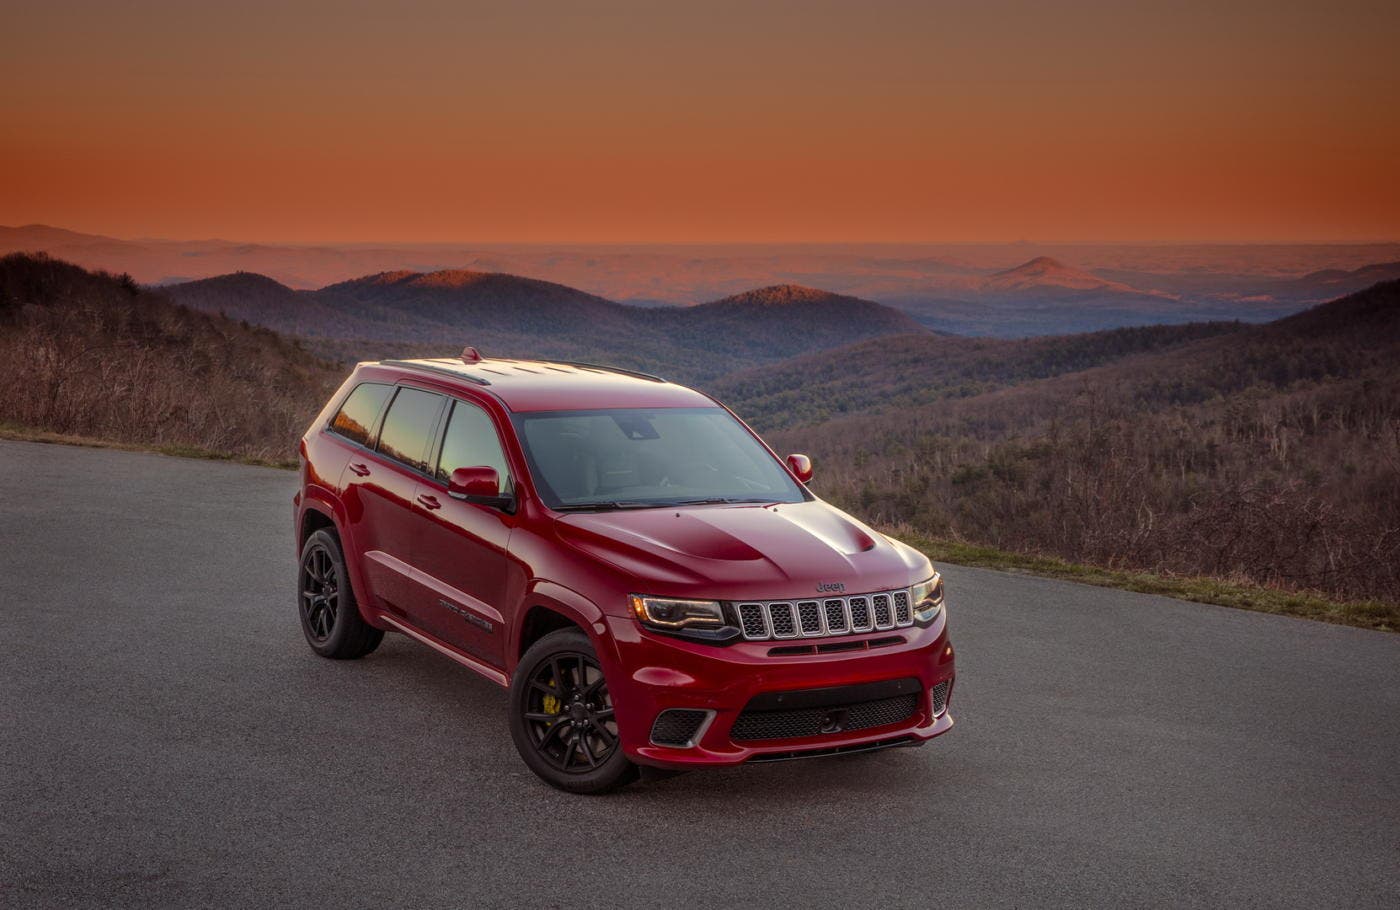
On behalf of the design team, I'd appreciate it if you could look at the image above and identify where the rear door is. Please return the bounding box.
[412,397,520,668]
[339,385,446,617]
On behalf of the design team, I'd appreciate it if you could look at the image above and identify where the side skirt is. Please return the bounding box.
[378,613,509,688]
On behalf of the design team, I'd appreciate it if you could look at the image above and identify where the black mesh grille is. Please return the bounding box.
[823,599,848,632]
[738,603,766,638]
[930,680,950,716]
[650,709,709,746]
[872,594,892,628]
[893,591,911,624]
[769,602,796,637]
[731,694,918,742]
[849,596,871,631]
[797,601,822,634]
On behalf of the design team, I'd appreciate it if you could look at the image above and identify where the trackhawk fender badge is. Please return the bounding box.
[816,582,846,594]
[439,599,495,633]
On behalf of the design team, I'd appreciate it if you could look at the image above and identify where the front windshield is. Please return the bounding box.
[513,407,808,510]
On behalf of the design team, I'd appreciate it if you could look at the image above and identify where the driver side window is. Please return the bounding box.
[436,400,512,489]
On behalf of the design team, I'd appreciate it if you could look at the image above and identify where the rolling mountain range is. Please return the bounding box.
[7,224,1400,337]
[163,271,924,382]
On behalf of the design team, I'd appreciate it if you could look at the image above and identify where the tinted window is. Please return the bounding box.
[329,382,392,446]
[514,407,806,509]
[376,387,444,472]
[436,400,512,488]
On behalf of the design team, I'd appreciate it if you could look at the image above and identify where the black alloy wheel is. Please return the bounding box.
[522,651,619,772]
[300,542,340,643]
[509,628,638,793]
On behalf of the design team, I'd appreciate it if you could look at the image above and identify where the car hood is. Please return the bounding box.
[554,499,930,606]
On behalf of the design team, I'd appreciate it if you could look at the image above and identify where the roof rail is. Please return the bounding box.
[379,360,491,385]
[554,360,667,383]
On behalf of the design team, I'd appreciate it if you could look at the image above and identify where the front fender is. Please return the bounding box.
[513,580,618,678]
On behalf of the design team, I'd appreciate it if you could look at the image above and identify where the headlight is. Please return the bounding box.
[910,574,945,623]
[629,595,728,631]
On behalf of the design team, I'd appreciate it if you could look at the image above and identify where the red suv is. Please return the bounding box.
[294,351,954,792]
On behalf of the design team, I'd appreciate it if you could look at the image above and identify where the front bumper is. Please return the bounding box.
[602,609,955,768]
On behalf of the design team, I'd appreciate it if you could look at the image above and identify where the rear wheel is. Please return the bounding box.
[509,628,638,794]
[298,529,383,659]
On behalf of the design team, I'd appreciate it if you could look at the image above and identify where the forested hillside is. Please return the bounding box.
[715,321,1242,430]
[758,282,1400,603]
[0,254,339,462]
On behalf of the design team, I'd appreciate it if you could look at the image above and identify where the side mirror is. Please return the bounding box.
[786,453,813,484]
[448,466,513,510]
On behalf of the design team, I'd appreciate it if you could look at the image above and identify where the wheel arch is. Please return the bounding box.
[510,582,614,676]
[296,494,378,628]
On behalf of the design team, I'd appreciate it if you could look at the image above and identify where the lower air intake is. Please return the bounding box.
[731,694,918,742]
[650,709,710,747]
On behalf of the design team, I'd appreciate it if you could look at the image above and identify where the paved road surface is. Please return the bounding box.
[1,439,1397,908]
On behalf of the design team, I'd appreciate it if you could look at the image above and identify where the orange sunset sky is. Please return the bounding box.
[3,0,1398,244]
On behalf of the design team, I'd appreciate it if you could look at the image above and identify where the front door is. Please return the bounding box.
[413,397,518,668]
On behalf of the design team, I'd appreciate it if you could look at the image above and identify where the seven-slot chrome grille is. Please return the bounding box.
[732,589,913,641]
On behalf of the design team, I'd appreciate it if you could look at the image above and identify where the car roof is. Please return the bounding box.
[361,355,716,412]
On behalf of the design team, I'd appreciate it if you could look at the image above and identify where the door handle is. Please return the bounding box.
[417,493,442,510]
[348,463,371,477]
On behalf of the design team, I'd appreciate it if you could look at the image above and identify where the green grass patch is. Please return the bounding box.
[898,533,1397,633]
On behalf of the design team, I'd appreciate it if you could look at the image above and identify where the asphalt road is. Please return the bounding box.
[2,438,1398,909]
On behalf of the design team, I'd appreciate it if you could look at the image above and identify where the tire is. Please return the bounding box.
[298,528,383,659]
[509,628,639,794]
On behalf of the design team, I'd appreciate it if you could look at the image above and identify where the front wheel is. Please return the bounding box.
[509,629,638,794]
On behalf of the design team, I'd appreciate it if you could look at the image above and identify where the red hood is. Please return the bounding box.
[554,500,930,608]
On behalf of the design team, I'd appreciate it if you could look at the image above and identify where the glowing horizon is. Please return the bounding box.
[3,1,1398,244]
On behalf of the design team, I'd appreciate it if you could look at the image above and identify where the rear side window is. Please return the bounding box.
[376,387,445,472]
[328,382,392,446]
[436,400,512,488]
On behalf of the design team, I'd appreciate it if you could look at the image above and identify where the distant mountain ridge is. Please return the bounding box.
[983,256,1161,296]
[164,270,925,382]
[9,223,1400,336]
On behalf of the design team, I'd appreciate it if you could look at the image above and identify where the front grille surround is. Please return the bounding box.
[731,588,915,642]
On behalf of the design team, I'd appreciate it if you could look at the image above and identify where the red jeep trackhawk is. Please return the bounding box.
[294,350,954,792]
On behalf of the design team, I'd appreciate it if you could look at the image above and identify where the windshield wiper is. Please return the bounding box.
[553,501,659,512]
[672,497,776,505]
